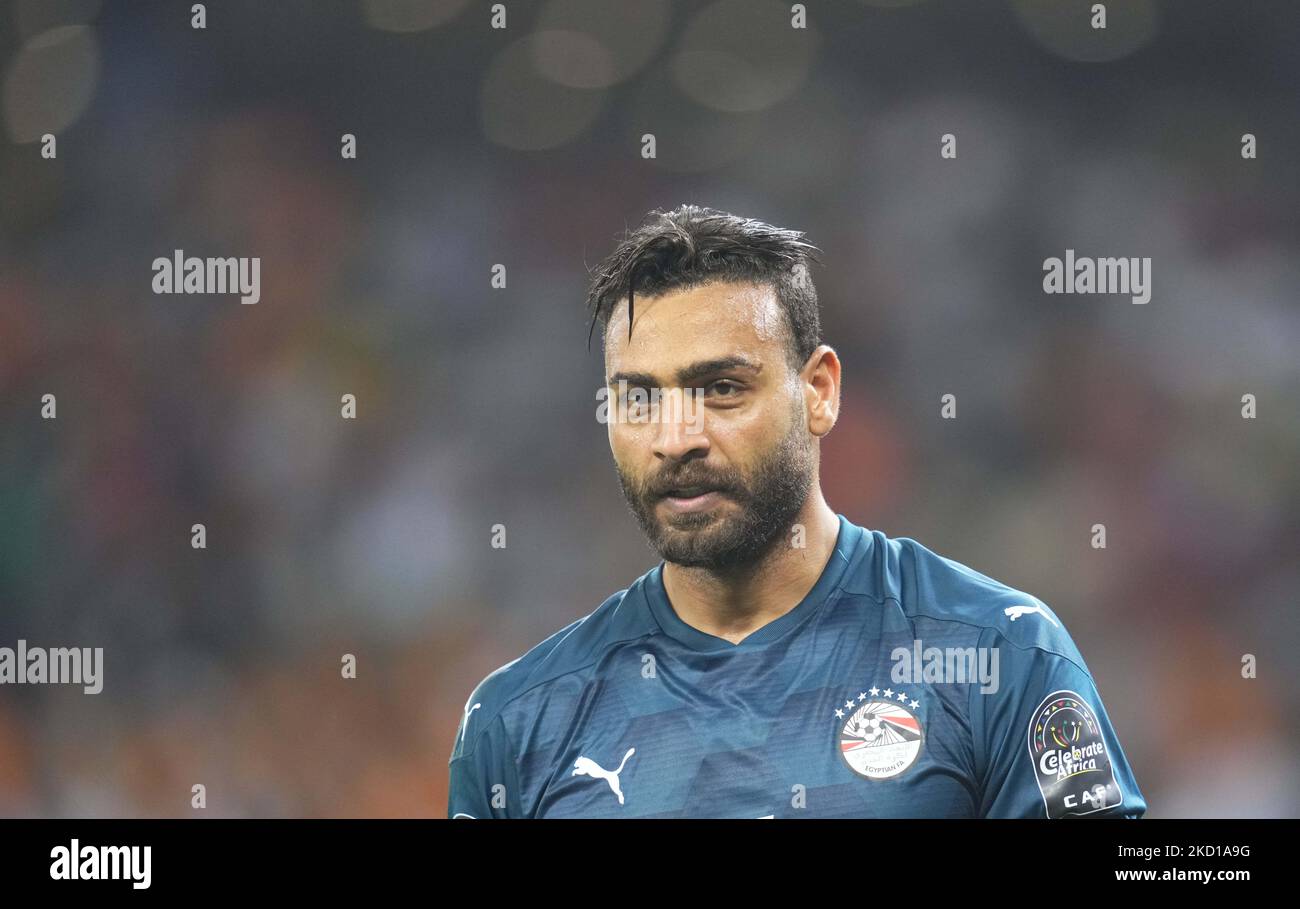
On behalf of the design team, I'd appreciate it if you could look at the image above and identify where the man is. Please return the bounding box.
[447,204,1146,818]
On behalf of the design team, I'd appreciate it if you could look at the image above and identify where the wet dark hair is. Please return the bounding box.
[585,204,824,370]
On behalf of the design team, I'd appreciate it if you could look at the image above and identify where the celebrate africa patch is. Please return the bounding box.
[835,686,924,780]
[1027,690,1123,817]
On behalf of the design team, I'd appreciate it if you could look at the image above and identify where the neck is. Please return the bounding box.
[660,489,840,645]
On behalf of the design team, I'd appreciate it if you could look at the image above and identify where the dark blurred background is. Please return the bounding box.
[0,0,1297,817]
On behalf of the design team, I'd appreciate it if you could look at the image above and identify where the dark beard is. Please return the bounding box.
[615,413,815,571]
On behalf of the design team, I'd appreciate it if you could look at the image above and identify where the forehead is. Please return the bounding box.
[603,280,788,377]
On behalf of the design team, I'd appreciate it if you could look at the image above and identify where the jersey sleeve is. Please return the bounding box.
[970,629,1146,818]
[447,697,524,819]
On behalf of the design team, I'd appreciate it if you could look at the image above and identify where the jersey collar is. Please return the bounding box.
[641,514,863,653]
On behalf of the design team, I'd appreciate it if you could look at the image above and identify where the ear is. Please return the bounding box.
[802,345,841,437]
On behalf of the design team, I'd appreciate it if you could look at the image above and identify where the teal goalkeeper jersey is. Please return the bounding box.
[447,514,1146,819]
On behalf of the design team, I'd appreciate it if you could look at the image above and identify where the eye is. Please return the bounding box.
[707,380,740,397]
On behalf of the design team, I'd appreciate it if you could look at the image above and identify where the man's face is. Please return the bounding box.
[603,280,816,570]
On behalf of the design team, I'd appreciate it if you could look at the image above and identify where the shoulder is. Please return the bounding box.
[869,530,1088,668]
[451,577,658,759]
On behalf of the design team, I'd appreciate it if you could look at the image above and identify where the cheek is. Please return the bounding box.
[713,399,778,446]
[607,422,645,467]
[720,396,797,462]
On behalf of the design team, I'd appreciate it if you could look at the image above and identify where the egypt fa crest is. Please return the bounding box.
[835,686,924,780]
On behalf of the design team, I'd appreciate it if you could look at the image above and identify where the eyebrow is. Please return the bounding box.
[609,356,762,388]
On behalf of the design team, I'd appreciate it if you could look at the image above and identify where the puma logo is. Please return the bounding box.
[1004,604,1058,627]
[572,747,636,805]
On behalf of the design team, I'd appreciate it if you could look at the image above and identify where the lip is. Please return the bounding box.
[659,490,727,514]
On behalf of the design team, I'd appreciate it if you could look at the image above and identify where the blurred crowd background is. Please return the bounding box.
[0,0,1296,817]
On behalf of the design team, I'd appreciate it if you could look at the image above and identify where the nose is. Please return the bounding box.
[650,392,708,462]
